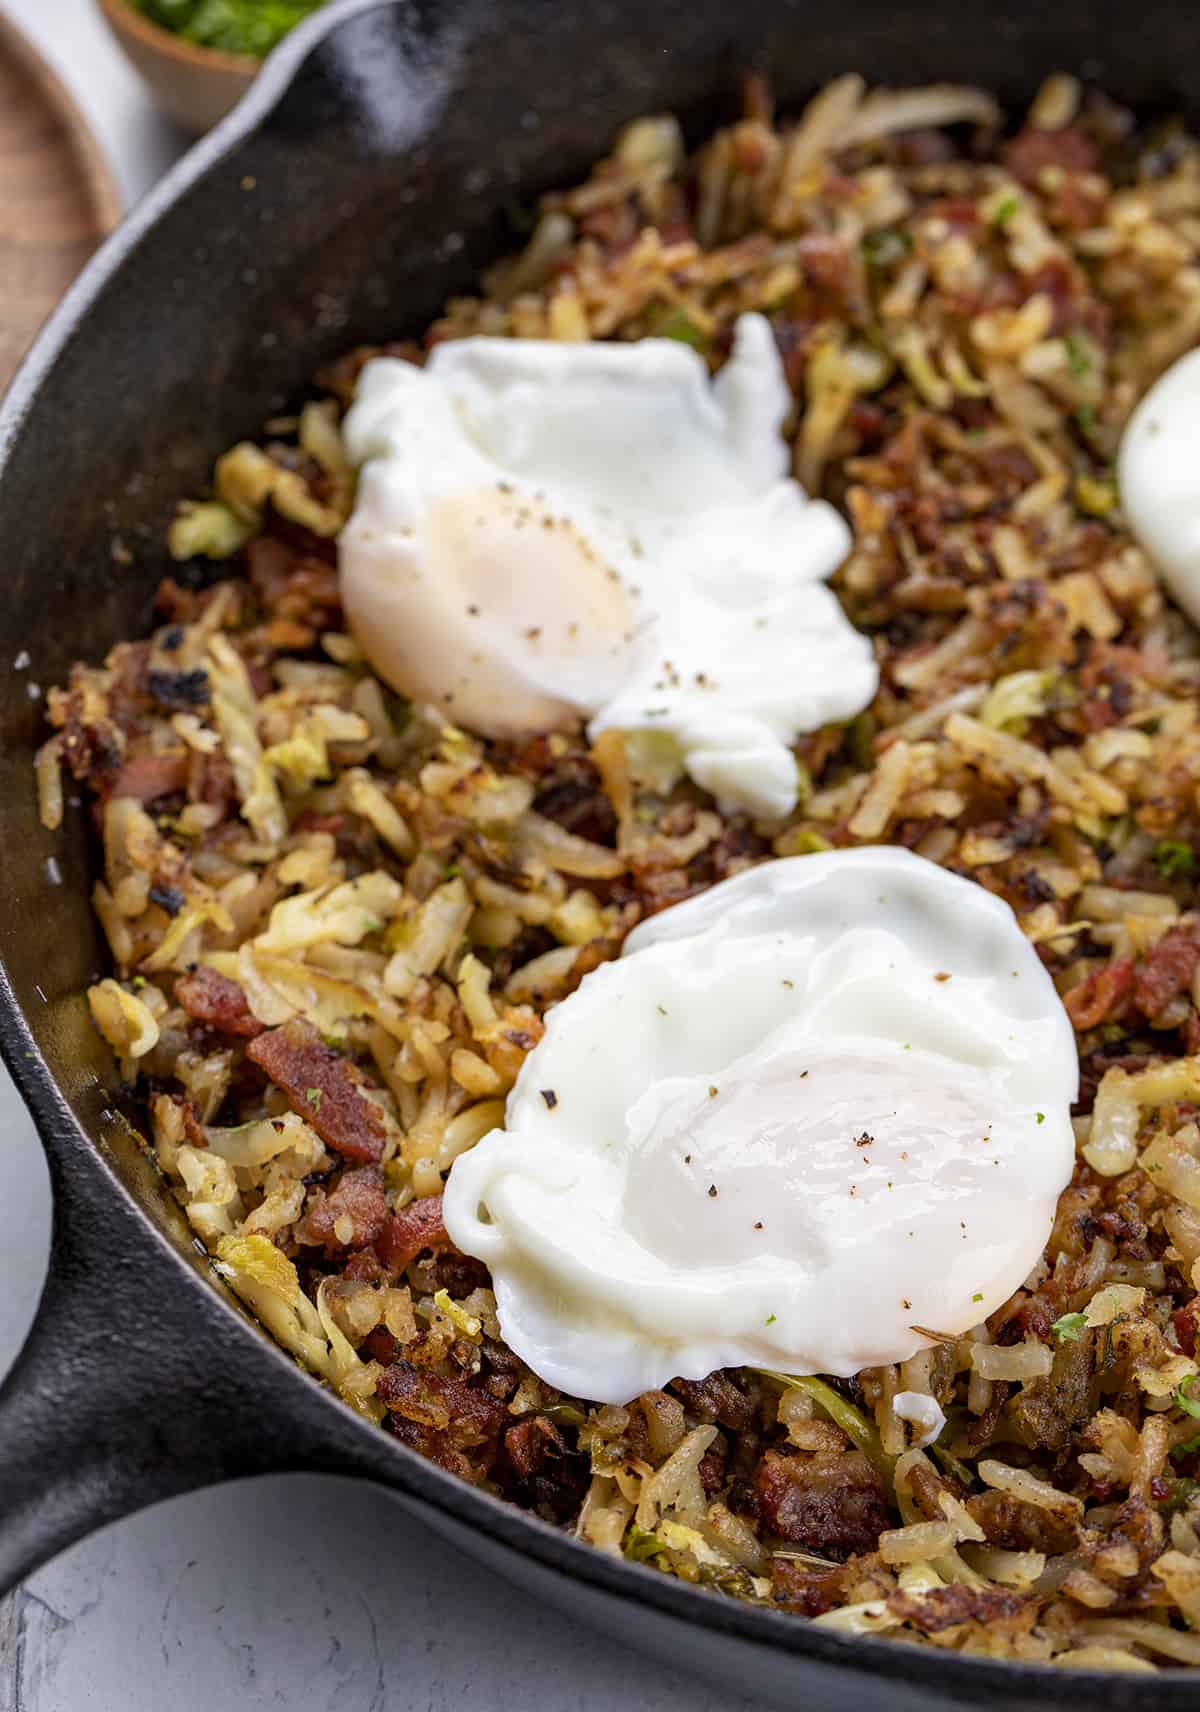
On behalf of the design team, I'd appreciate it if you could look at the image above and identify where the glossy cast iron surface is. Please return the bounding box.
[1,2,1198,1704]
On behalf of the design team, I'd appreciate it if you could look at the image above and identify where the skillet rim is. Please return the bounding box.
[0,2,1193,1698]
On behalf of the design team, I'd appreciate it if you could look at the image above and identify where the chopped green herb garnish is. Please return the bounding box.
[129,0,326,57]
[1158,1477,1200,1512]
[971,1292,984,1302]
[861,228,912,269]
[655,308,709,351]
[849,712,875,769]
[1154,839,1196,879]
[765,1314,777,1326]
[990,194,1020,227]
[305,1087,322,1112]
[1170,1433,1200,1460]
[1075,403,1098,434]
[1052,1311,1088,1343]
[1036,1112,1045,1124]
[1065,329,1095,378]
[1176,1376,1200,1420]
[624,1524,667,1562]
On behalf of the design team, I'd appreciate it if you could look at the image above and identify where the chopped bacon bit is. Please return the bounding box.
[175,966,264,1038]
[104,749,190,804]
[698,1451,727,1496]
[246,1019,388,1162]
[247,537,342,631]
[294,810,347,836]
[295,1164,388,1251]
[376,1193,450,1272]
[1005,124,1099,186]
[670,1371,754,1431]
[889,1582,1032,1634]
[1064,957,1134,1030]
[154,577,201,625]
[500,1416,590,1518]
[194,748,237,815]
[1174,1300,1200,1359]
[795,233,850,297]
[966,1489,1076,1554]
[1132,922,1200,1021]
[753,1449,889,1556]
[504,1415,568,1478]
[376,1361,506,1445]
[342,1248,386,1285]
[174,1095,206,1150]
[771,1556,846,1617]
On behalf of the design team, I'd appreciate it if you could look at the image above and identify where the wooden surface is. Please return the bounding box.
[0,13,121,390]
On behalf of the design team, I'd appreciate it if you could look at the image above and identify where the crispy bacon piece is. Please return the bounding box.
[1004,124,1099,186]
[502,1416,590,1518]
[670,1371,755,1432]
[698,1451,727,1496]
[175,966,264,1038]
[105,750,190,804]
[966,1489,1077,1554]
[376,1193,449,1272]
[246,1019,387,1162]
[1133,922,1200,1020]
[889,1582,1032,1634]
[247,537,342,629]
[377,1362,505,1445]
[1174,1299,1200,1359]
[1064,957,1134,1030]
[295,1165,388,1251]
[770,1556,847,1617]
[378,1361,507,1480]
[753,1449,889,1557]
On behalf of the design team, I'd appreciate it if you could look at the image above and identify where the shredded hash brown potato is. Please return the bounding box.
[40,72,1200,1665]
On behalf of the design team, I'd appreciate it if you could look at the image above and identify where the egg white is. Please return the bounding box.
[340,315,878,817]
[443,848,1078,1404]
[1119,347,1200,627]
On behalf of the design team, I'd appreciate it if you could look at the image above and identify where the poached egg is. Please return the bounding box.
[442,847,1078,1405]
[1119,347,1200,626]
[339,315,878,818]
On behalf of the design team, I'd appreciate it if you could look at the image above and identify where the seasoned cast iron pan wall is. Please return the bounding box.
[2,3,1200,1707]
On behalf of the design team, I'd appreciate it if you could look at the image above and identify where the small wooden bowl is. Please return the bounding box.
[97,0,260,134]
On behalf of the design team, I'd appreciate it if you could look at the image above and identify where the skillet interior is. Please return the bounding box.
[4,0,1200,1704]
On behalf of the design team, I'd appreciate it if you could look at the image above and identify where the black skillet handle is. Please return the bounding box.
[0,1159,260,1592]
[0,1124,350,1595]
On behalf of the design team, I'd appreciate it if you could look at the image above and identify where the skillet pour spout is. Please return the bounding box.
[1,0,1200,1704]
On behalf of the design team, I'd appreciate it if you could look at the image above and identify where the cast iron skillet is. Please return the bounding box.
[0,2,1197,1704]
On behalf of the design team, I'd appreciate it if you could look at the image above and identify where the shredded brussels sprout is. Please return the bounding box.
[756,1370,894,1484]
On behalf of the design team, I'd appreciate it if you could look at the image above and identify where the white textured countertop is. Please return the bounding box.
[0,6,751,1705]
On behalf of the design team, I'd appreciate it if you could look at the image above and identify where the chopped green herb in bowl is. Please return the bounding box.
[98,0,330,132]
[129,0,327,57]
